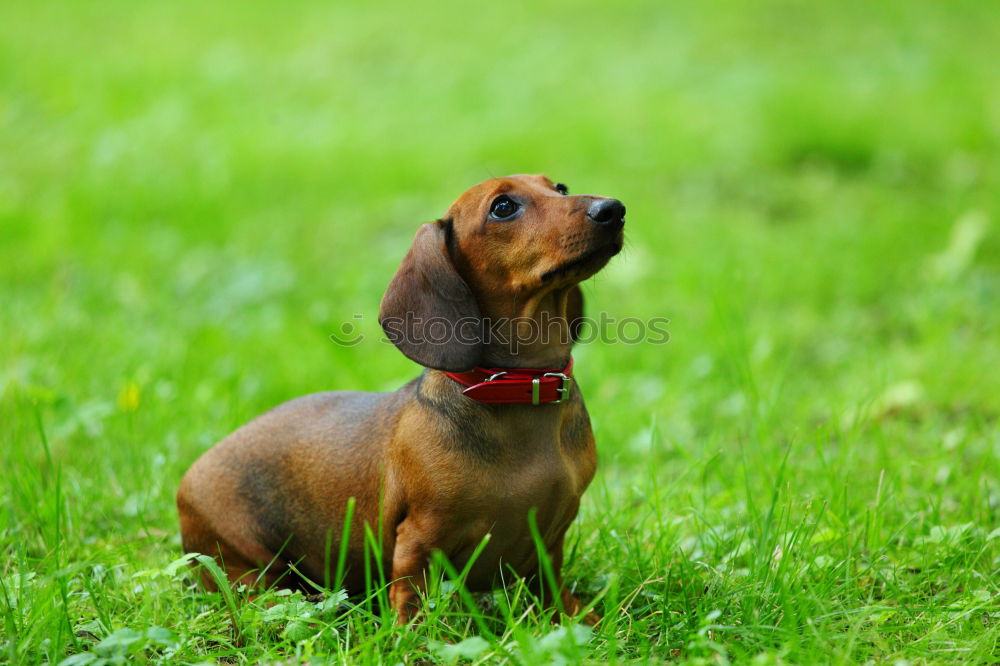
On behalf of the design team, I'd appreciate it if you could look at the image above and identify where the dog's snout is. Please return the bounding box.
[586,199,626,229]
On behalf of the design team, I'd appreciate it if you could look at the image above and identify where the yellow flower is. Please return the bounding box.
[117,382,141,413]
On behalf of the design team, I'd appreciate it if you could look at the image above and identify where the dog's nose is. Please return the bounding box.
[586,198,626,229]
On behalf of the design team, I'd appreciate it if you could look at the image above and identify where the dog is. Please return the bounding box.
[176,174,625,623]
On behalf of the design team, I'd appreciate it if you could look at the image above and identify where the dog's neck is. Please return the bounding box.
[476,285,576,369]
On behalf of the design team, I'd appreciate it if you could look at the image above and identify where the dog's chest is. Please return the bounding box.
[444,437,595,586]
[470,413,593,509]
[411,396,597,585]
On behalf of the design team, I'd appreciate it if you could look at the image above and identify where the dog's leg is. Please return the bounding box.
[536,534,600,626]
[388,514,437,624]
[177,490,294,592]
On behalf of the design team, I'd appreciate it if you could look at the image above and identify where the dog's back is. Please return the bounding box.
[178,386,414,591]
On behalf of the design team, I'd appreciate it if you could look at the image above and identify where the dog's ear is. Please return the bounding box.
[566,285,586,342]
[379,221,483,371]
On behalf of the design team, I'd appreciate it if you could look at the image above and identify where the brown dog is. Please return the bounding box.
[176,174,625,623]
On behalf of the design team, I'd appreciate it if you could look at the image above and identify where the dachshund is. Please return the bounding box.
[176,174,626,623]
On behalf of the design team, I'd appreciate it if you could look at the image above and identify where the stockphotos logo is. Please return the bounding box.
[330,312,669,352]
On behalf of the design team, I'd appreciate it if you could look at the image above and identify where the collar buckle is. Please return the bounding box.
[535,372,572,405]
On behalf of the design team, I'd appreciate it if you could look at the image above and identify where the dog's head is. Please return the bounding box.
[379,174,625,371]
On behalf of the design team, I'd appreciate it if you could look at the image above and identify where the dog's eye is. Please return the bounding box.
[489,195,520,220]
[554,183,568,195]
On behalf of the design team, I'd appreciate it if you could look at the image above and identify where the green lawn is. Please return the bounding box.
[2,0,999,663]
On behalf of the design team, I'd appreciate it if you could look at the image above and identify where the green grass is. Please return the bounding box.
[2,0,999,663]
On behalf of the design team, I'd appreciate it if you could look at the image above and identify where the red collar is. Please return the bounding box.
[443,357,574,405]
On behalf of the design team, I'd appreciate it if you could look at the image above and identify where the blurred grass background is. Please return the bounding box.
[1,0,998,663]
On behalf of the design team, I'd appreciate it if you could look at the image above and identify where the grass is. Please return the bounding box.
[1,0,999,662]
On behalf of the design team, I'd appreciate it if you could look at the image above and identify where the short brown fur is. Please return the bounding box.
[177,174,625,623]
